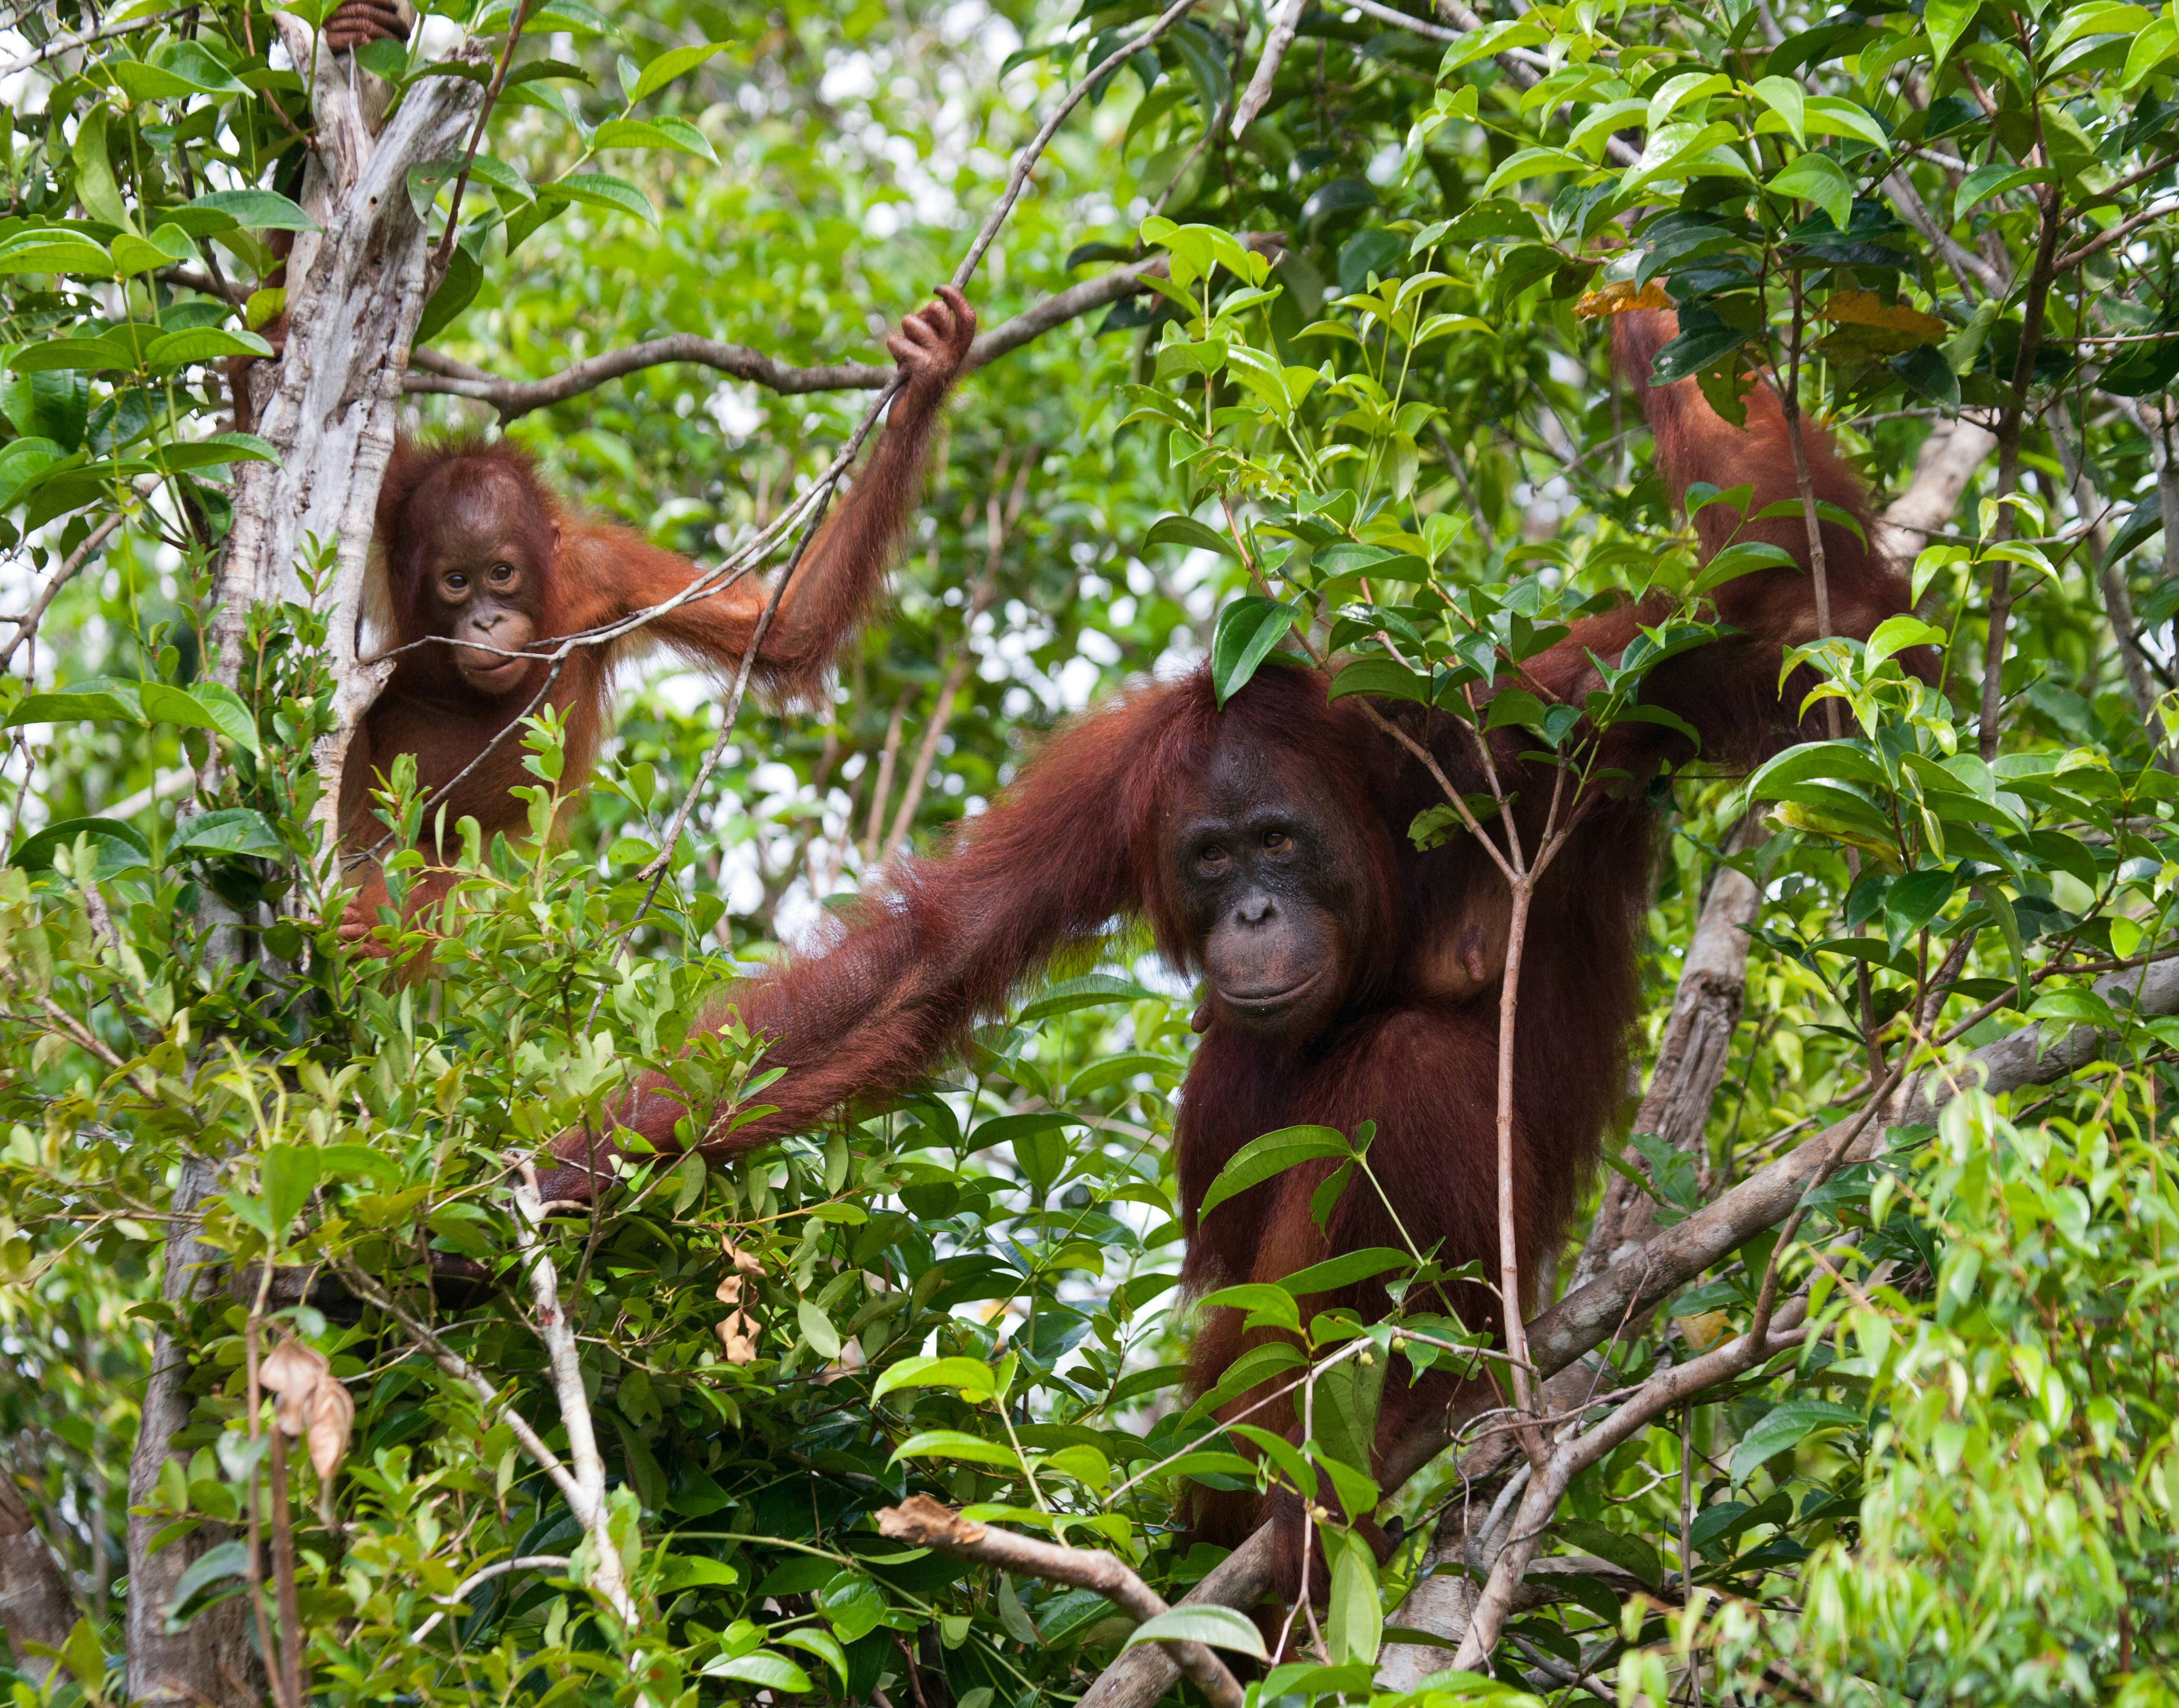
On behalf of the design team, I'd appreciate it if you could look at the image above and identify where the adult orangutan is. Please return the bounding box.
[339,288,976,945]
[537,309,1922,1590]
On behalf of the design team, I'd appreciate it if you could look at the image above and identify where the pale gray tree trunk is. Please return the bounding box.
[125,34,485,1707]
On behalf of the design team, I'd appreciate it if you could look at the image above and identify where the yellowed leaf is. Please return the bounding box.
[1674,1309,1732,1352]
[1818,290,1946,342]
[1573,279,1672,319]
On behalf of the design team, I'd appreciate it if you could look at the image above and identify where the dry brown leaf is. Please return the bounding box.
[716,1308,759,1365]
[715,1240,764,1306]
[1573,279,1672,319]
[306,1379,356,1480]
[260,1336,330,1437]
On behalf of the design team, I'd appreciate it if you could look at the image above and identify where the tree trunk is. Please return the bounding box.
[126,32,487,1708]
[0,1462,77,1682]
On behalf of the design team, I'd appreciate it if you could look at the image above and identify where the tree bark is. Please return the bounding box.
[123,1159,252,1708]
[0,1463,77,1683]
[1871,418,1999,570]
[1568,855,1760,1295]
[210,27,488,850]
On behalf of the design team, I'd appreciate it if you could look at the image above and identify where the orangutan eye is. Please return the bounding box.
[444,571,469,592]
[489,562,515,584]
[1263,829,1291,853]
[1199,845,1228,872]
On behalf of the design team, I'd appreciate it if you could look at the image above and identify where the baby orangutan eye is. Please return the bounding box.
[490,563,515,584]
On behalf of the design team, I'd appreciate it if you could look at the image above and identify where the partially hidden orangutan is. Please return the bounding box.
[534,309,1925,1593]
[339,287,976,947]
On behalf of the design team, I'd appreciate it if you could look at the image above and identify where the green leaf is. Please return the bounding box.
[156,433,279,474]
[1750,75,1806,144]
[186,188,320,233]
[1195,1282,1304,1331]
[139,683,265,758]
[1324,1531,1382,1666]
[1767,152,1854,232]
[164,1539,248,1628]
[1923,0,1982,66]
[872,1357,998,1402]
[1275,1246,1413,1297]
[887,1430,1024,1469]
[1016,973,1159,1021]
[144,328,276,370]
[1327,657,1430,704]
[170,809,284,860]
[0,231,115,277]
[1145,513,1239,558]
[1199,1126,1352,1219]
[658,1553,740,1590]
[13,817,151,879]
[703,1652,813,1693]
[552,172,658,224]
[1884,866,1955,953]
[1211,595,1296,706]
[1123,1605,1269,1660]
[797,1299,842,1360]
[773,1627,848,1684]
[629,41,728,102]
[1730,1399,1862,1480]
[260,1144,321,1242]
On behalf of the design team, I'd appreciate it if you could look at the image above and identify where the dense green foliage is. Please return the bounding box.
[6,0,2179,1702]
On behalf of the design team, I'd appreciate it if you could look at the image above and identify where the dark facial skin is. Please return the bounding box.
[1170,743,1362,1040]
[419,467,552,695]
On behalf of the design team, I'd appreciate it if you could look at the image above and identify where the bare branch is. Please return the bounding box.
[1872,417,2000,569]
[401,240,1283,420]
[409,1557,571,1644]
[0,8,190,77]
[2,510,130,672]
[878,1498,1244,1708]
[1234,0,1306,136]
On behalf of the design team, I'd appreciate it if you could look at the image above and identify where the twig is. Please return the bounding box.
[506,1166,636,1622]
[427,0,533,286]
[0,8,190,77]
[328,1258,587,1513]
[878,1497,1244,1708]
[1234,0,1306,135]
[606,0,1206,945]
[409,1556,571,1643]
[2055,197,2179,272]
[2,511,129,671]
[1341,0,1463,42]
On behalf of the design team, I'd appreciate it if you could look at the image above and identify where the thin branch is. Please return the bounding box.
[1234,0,1306,135]
[2,510,130,671]
[402,243,1282,419]
[0,8,190,77]
[878,1498,1244,1708]
[2055,197,2179,272]
[328,1258,586,1512]
[409,1557,571,1643]
[427,0,533,287]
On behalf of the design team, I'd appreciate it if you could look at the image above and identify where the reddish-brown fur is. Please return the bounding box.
[341,291,976,943]
[542,310,1921,1588]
